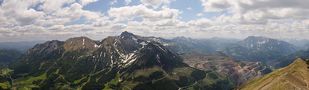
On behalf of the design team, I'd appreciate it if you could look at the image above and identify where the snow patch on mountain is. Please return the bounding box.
[122,53,137,67]
[94,44,101,48]
[82,38,85,46]
[140,41,147,46]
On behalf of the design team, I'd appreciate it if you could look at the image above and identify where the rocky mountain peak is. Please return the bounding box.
[243,36,273,44]
[224,36,297,64]
[240,36,296,50]
[26,40,64,60]
[245,36,267,40]
[28,40,64,54]
[132,42,184,69]
[120,31,136,39]
[63,36,99,52]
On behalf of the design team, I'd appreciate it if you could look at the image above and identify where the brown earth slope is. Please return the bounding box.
[182,52,271,86]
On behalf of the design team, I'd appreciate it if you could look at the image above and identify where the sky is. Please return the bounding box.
[0,0,308,42]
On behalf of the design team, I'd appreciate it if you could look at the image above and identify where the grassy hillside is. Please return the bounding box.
[240,58,309,90]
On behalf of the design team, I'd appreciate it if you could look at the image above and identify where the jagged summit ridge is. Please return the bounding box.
[26,31,178,68]
[120,31,136,39]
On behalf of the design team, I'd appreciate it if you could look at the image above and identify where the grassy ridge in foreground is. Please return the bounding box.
[240,58,309,90]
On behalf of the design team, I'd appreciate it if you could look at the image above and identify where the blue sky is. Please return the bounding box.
[83,0,208,21]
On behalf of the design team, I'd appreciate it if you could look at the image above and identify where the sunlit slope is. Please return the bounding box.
[241,58,309,90]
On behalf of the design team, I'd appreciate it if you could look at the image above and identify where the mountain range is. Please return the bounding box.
[1,31,232,90]
[147,36,238,54]
[144,36,299,68]
[1,32,309,90]
[153,36,300,68]
[223,36,297,66]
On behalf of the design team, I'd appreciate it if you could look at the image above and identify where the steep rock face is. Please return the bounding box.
[240,58,309,90]
[224,36,297,65]
[182,52,272,86]
[6,31,232,90]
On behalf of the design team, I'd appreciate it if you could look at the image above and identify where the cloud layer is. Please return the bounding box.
[0,0,308,42]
